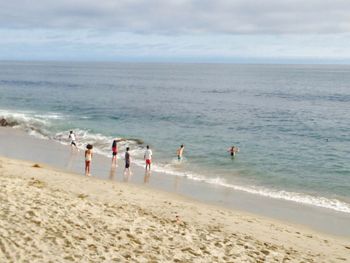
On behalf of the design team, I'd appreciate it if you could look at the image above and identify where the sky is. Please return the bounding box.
[0,0,350,63]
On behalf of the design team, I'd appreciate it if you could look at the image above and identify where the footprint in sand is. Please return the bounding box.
[77,193,89,199]
[28,179,46,188]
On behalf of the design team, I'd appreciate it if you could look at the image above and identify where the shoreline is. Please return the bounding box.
[1,110,349,216]
[1,110,350,214]
[1,127,350,238]
[1,157,350,261]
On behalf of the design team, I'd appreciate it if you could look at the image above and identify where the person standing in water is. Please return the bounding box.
[124,147,132,176]
[177,144,184,160]
[85,144,93,176]
[144,145,153,171]
[69,131,79,151]
[228,145,239,158]
[111,139,118,166]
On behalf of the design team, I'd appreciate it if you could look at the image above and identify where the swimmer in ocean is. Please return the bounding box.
[177,144,184,160]
[228,145,239,158]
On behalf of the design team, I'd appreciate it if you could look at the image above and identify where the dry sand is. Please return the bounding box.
[0,156,349,262]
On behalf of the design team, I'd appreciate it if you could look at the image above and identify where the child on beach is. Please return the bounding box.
[228,145,239,157]
[69,131,79,151]
[177,144,184,160]
[85,144,93,176]
[124,147,132,177]
[111,140,118,166]
[144,145,153,171]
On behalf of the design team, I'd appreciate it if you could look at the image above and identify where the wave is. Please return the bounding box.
[0,109,145,155]
[1,109,350,214]
[150,163,350,214]
[0,109,56,137]
[202,89,233,94]
[257,92,350,103]
[54,129,144,157]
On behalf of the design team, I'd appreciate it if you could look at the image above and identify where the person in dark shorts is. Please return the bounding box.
[124,147,132,176]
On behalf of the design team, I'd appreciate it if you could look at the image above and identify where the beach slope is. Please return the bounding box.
[0,156,349,262]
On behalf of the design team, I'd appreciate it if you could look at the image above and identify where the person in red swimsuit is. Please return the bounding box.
[111,139,118,166]
[144,145,153,171]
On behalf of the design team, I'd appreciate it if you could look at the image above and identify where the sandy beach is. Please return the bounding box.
[0,156,349,262]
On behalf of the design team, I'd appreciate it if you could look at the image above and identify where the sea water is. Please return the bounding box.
[0,61,349,213]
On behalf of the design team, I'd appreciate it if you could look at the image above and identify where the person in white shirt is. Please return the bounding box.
[69,131,79,151]
[144,145,153,171]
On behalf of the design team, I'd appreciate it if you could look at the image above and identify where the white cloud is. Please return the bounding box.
[1,1,350,61]
[0,0,350,34]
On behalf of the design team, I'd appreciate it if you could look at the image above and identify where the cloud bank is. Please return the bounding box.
[1,1,350,62]
[1,0,350,34]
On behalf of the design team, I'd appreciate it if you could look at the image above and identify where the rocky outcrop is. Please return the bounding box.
[0,118,18,127]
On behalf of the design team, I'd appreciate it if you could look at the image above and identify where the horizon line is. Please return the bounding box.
[1,58,350,66]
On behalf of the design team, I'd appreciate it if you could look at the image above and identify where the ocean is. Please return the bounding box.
[1,61,349,213]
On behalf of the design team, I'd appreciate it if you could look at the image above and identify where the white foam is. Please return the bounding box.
[0,109,55,138]
[28,130,49,140]
[33,113,64,120]
[53,129,143,158]
[219,182,350,213]
[149,163,350,214]
[1,109,64,122]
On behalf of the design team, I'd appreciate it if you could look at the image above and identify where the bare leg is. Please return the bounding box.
[85,162,91,176]
[73,142,79,151]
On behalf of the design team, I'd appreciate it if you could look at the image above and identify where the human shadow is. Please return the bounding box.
[109,166,117,181]
[144,170,152,184]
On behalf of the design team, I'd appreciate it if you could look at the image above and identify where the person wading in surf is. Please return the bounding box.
[144,145,153,171]
[85,144,93,176]
[69,130,79,151]
[111,139,118,166]
[124,147,132,179]
[177,144,184,161]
